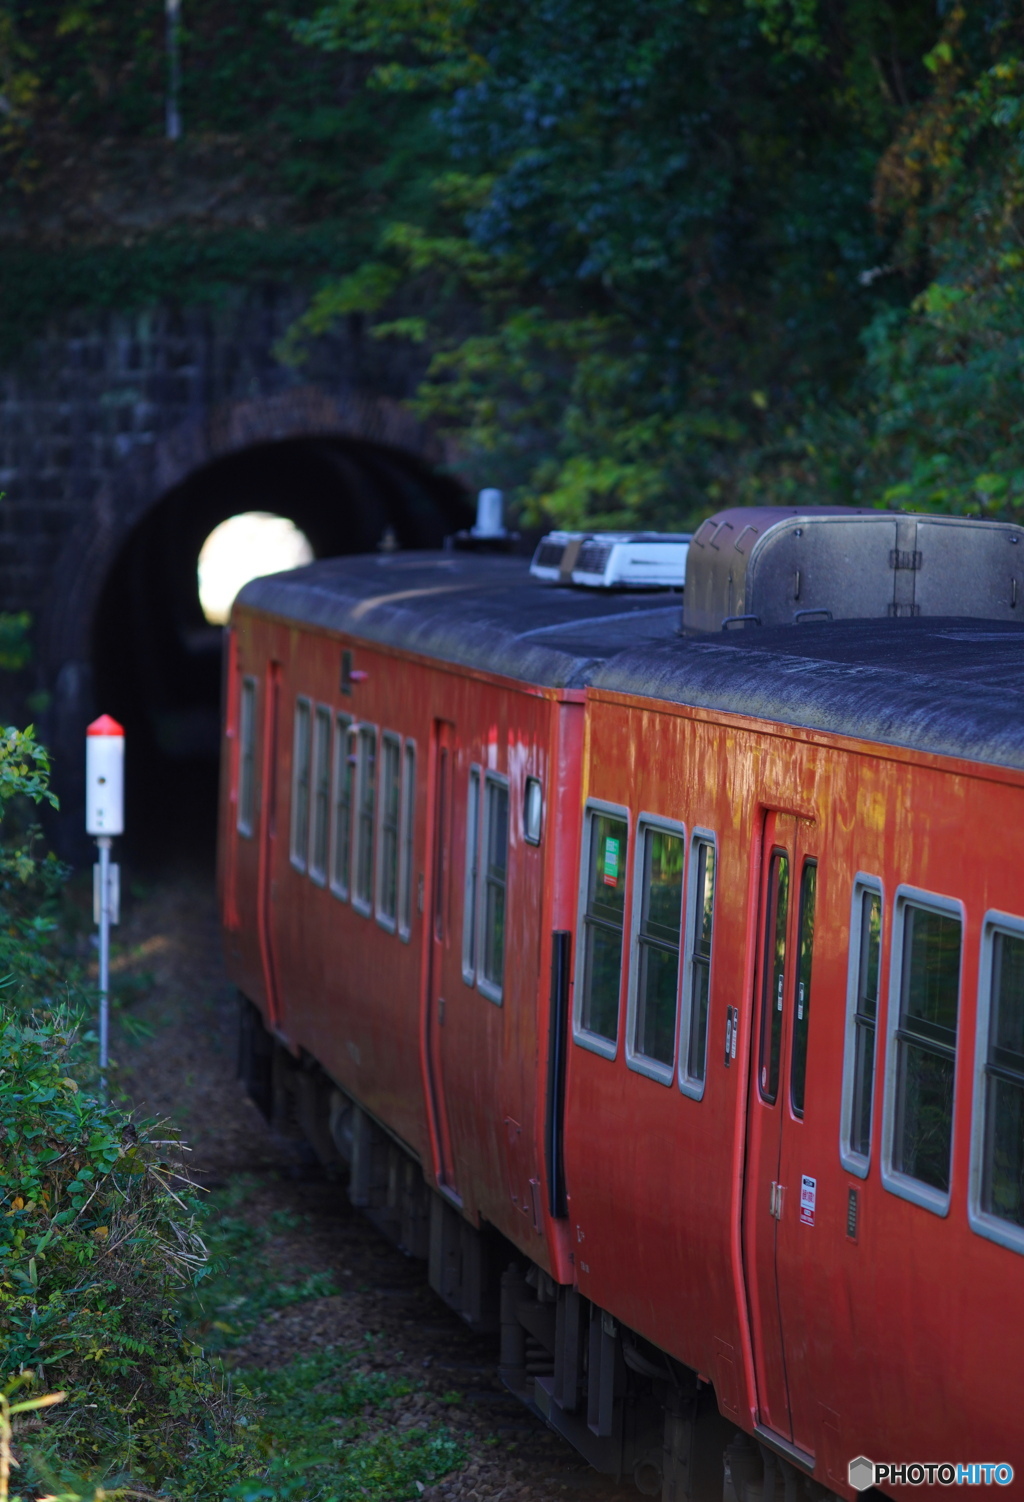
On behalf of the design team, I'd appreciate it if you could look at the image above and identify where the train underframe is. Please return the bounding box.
[237,996,847,1502]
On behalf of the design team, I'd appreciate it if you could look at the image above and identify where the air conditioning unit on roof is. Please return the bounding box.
[529,531,582,581]
[530,531,691,589]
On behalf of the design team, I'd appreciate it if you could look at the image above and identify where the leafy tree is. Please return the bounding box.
[289,0,944,526]
[861,3,1024,518]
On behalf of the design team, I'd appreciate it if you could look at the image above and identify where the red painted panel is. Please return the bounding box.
[565,687,1024,1489]
[222,604,585,1275]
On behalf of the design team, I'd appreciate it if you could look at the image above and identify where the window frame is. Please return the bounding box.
[329,713,354,901]
[679,827,718,1101]
[352,721,378,918]
[462,765,482,985]
[308,704,332,887]
[881,884,964,1218]
[237,675,257,838]
[477,770,510,1006]
[625,812,686,1087]
[374,730,403,933]
[398,740,417,943]
[969,910,1024,1256]
[289,696,312,872]
[840,874,884,1179]
[573,798,631,1061]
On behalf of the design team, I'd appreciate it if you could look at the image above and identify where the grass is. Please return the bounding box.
[178,1180,468,1502]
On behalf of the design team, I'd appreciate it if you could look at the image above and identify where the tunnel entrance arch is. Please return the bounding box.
[40,389,471,861]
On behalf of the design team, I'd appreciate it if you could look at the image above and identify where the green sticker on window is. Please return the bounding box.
[603,836,620,886]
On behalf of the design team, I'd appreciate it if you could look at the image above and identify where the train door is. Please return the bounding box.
[741,809,818,1461]
[424,718,460,1200]
[256,660,282,1031]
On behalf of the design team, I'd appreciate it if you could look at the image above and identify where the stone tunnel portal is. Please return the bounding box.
[89,436,470,865]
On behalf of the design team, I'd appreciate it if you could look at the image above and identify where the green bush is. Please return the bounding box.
[0,726,465,1500]
[0,1009,242,1494]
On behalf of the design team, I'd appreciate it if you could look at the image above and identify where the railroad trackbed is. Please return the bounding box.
[112,866,636,1502]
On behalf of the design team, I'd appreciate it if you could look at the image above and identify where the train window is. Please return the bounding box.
[398,742,416,941]
[375,732,402,931]
[524,777,543,845]
[353,725,377,915]
[462,767,482,984]
[479,775,509,1004]
[789,860,817,1117]
[840,879,882,1175]
[576,803,629,1056]
[308,707,331,885]
[237,676,257,837]
[969,915,1024,1253]
[680,833,716,1097]
[882,891,962,1214]
[627,819,685,1082]
[290,698,312,872]
[330,714,354,899]
[758,851,789,1104]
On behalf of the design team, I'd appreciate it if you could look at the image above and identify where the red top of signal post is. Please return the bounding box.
[87,715,124,737]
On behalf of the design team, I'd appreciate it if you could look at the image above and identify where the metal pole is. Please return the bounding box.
[97,835,112,1092]
[166,0,182,141]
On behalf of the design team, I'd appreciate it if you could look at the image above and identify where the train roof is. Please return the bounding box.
[238,552,1024,772]
[593,617,1024,772]
[236,551,682,689]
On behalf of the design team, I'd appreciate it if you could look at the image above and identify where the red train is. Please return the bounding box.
[218,507,1024,1501]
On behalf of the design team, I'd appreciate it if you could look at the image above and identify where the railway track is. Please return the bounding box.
[112,864,638,1502]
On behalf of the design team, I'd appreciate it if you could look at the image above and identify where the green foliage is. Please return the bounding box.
[0,827,77,1018]
[286,0,946,526]
[0,726,56,815]
[181,1186,339,1353]
[0,617,31,675]
[0,228,361,362]
[0,1011,235,1495]
[9,0,1024,527]
[282,0,1024,528]
[858,6,1024,517]
[216,1350,464,1502]
[0,731,462,1500]
[0,729,74,1016]
[173,1184,465,1501]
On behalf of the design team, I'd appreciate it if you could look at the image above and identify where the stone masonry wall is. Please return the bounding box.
[0,286,432,627]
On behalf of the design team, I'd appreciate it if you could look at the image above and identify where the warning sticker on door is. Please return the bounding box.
[800,1175,816,1227]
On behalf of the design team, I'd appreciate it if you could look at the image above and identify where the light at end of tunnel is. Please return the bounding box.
[198,512,314,625]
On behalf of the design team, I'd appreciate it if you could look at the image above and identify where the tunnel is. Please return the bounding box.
[90,436,471,867]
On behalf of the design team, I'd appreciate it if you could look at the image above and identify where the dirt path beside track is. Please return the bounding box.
[110,864,637,1502]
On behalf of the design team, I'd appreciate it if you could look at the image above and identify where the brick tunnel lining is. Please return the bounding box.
[76,436,470,865]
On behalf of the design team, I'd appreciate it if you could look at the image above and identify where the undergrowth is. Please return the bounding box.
[222,1350,464,1502]
[0,727,465,1499]
[177,1182,466,1501]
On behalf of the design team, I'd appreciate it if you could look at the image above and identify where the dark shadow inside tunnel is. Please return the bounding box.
[91,436,470,869]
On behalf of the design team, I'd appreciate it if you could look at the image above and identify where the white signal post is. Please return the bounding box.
[86,715,124,1089]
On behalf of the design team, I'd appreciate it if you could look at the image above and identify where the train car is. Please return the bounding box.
[219,547,679,1285]
[219,509,1024,1502]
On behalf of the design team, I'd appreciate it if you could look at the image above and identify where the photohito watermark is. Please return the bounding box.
[848,1458,1014,1489]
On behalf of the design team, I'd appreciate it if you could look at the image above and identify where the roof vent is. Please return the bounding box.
[449,487,519,552]
[472,487,507,539]
[531,531,691,589]
[683,507,1024,632]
